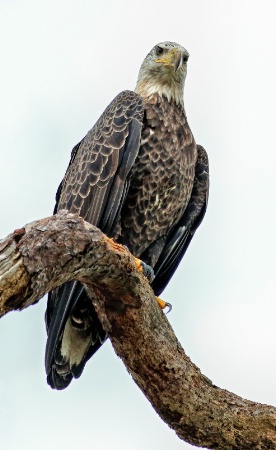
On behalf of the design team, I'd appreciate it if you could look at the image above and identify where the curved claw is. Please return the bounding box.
[156,297,172,313]
[164,302,172,314]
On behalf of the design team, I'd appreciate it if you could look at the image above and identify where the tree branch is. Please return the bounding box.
[0,211,275,449]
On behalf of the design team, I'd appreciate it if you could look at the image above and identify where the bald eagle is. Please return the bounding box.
[45,42,209,389]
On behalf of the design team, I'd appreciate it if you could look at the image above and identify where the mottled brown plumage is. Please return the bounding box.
[45,42,209,389]
[120,95,196,262]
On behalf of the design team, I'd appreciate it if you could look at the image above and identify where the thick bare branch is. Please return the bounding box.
[0,211,275,449]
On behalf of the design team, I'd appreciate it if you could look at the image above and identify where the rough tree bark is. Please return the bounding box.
[0,211,275,449]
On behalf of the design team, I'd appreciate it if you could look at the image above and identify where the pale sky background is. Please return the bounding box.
[0,1,276,449]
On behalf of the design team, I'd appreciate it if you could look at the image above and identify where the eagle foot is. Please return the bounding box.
[135,258,155,282]
[156,296,172,314]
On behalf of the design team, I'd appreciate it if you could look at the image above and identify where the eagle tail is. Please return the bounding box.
[45,281,107,390]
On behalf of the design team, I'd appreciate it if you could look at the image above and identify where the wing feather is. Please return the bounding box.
[46,90,144,388]
[152,145,209,296]
[56,90,144,231]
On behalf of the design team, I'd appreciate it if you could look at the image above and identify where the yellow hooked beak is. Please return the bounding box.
[155,48,183,72]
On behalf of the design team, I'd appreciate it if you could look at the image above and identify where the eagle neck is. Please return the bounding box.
[135,78,184,108]
[143,93,187,119]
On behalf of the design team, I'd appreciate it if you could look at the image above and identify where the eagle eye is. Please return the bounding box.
[156,46,164,56]
[183,55,189,63]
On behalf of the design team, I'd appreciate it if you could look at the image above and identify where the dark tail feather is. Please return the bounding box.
[45,281,107,390]
[45,281,80,374]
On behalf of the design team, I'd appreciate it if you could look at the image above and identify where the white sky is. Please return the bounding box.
[0,1,276,449]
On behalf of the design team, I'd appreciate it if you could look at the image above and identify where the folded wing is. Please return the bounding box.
[152,145,209,296]
[45,91,144,389]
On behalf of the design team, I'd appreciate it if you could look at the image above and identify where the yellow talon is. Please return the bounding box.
[134,260,171,312]
[135,258,143,272]
[156,297,172,313]
[134,258,155,282]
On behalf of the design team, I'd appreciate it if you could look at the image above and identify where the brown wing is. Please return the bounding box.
[56,90,144,233]
[45,90,144,389]
[151,145,209,295]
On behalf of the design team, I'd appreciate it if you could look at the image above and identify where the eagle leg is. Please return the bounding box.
[156,297,172,313]
[134,259,171,312]
[135,258,155,282]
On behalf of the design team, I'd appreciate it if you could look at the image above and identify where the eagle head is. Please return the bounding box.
[135,42,189,106]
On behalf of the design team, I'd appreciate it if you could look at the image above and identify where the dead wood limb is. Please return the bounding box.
[0,211,275,449]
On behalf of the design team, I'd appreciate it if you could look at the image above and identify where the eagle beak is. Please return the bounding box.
[155,48,183,72]
[172,49,183,72]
